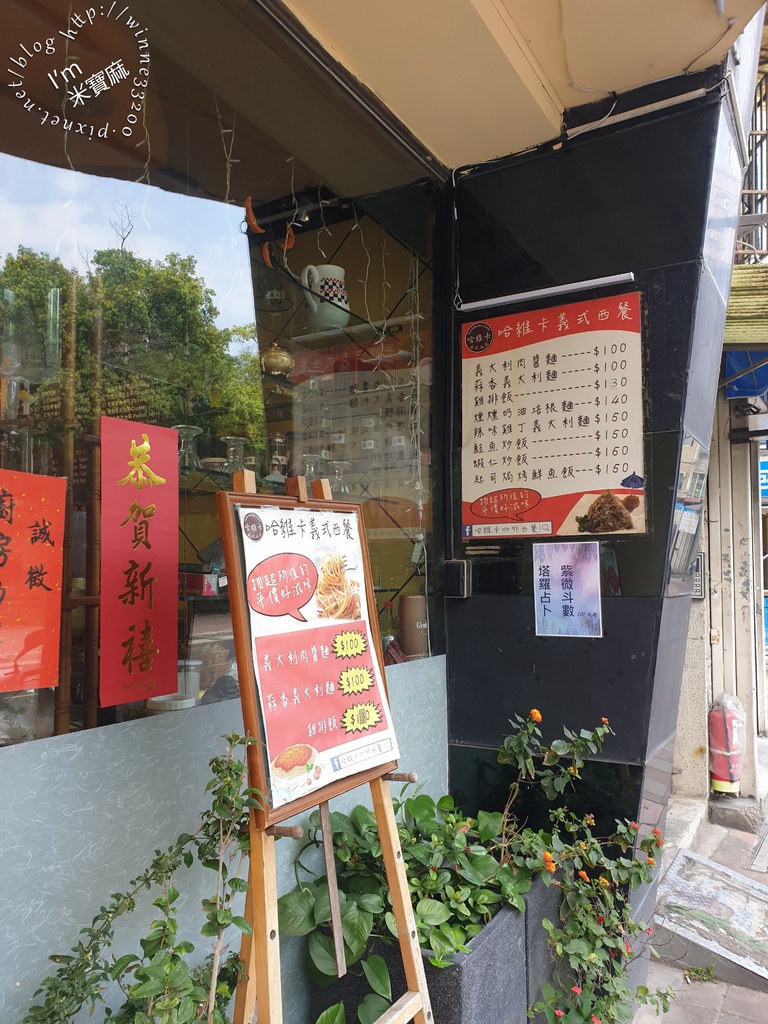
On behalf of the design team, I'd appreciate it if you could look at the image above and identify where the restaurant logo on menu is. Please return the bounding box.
[4,3,150,143]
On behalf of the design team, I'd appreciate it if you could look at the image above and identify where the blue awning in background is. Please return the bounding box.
[725,350,768,399]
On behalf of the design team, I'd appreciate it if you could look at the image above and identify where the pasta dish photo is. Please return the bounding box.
[316,553,362,620]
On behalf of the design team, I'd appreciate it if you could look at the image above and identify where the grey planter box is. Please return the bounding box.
[309,878,562,1024]
[525,877,566,1023]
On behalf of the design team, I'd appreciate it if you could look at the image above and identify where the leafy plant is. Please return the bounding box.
[497,712,671,1023]
[24,735,261,1024]
[278,790,533,980]
[683,964,715,983]
[281,711,674,1024]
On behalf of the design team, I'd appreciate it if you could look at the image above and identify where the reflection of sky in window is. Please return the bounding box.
[0,153,254,330]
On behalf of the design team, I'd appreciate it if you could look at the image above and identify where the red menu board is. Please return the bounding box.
[0,469,66,692]
[100,417,178,707]
[235,502,399,810]
[461,292,646,539]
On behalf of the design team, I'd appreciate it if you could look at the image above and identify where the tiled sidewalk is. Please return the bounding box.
[634,961,768,1023]
[633,816,768,1022]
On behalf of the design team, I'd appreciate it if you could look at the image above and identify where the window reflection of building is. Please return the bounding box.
[0,0,437,740]
[668,433,709,587]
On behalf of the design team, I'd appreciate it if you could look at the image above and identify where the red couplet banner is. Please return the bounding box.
[100,417,179,707]
[0,469,66,692]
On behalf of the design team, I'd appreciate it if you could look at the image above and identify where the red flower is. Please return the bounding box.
[646,927,654,935]
[629,821,640,830]
[596,916,605,925]
[530,708,542,723]
[592,1016,603,1024]
[571,986,582,995]
[554,1012,565,1019]
[625,942,632,954]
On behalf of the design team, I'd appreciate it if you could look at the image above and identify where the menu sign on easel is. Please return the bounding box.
[461,291,646,539]
[221,495,399,816]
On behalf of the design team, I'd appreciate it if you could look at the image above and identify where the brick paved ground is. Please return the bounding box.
[634,960,768,1023]
[633,817,768,1023]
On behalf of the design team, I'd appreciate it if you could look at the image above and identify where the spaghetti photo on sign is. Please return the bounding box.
[315,553,361,620]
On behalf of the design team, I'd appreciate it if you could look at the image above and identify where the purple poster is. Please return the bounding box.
[532,542,602,637]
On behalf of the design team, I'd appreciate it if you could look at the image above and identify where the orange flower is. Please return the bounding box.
[530,708,542,723]
[542,851,556,873]
[647,856,656,866]
[577,870,589,882]
[601,717,609,724]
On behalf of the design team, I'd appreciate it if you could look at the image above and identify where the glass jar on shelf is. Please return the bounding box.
[220,436,248,476]
[173,424,203,470]
[380,600,397,653]
[329,460,352,498]
[264,432,288,485]
[301,453,321,483]
[269,432,288,464]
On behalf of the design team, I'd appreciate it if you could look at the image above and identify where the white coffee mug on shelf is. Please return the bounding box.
[300,263,350,332]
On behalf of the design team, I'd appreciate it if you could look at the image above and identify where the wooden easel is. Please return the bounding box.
[220,472,432,1024]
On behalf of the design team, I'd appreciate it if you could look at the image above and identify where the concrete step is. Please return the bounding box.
[654,847,768,993]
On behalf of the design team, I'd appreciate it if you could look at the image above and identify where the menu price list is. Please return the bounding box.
[461,292,645,538]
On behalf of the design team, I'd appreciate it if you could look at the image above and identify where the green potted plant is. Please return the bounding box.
[281,712,673,1024]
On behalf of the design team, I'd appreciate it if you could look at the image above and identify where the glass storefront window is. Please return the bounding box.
[0,0,437,743]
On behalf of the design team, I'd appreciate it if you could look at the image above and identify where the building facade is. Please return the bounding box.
[0,1,764,1019]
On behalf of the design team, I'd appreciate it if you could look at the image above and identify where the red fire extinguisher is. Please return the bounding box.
[708,695,745,794]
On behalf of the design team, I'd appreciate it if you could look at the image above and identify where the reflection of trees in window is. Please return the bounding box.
[0,245,266,458]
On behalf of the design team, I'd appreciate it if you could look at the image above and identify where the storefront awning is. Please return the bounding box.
[725,350,768,399]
